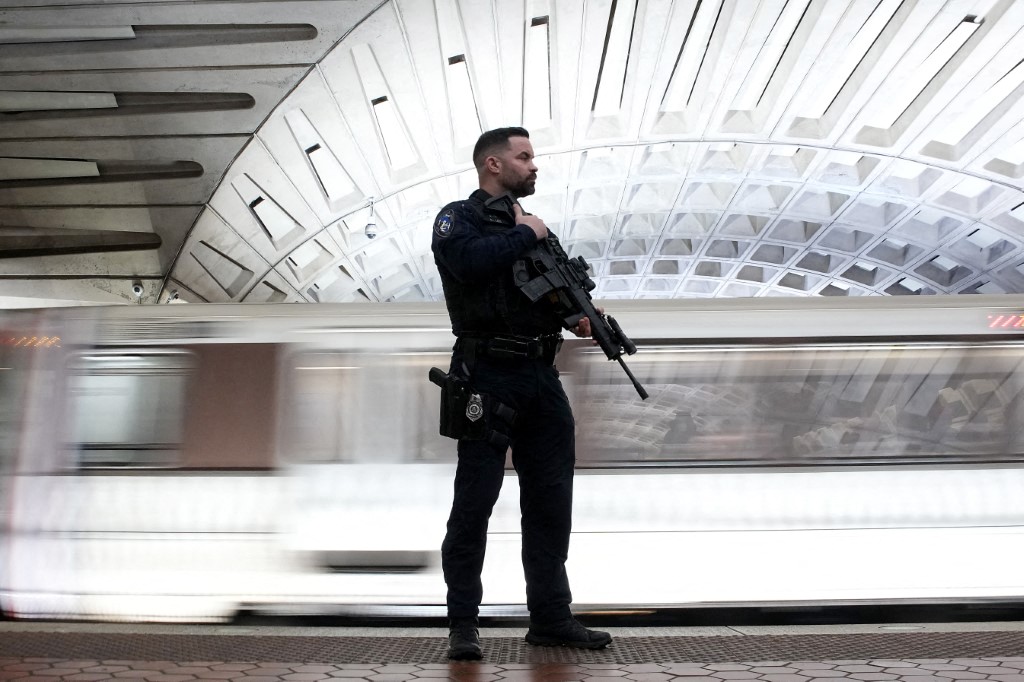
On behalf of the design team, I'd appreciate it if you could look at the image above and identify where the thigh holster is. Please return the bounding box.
[429,367,516,449]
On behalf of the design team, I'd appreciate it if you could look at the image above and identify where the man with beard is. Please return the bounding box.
[431,127,612,660]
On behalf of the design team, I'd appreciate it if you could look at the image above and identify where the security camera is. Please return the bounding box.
[131,281,144,298]
[365,198,377,239]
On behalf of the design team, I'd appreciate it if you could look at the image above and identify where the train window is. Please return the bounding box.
[570,342,1024,467]
[282,352,355,463]
[67,351,194,468]
[283,351,451,464]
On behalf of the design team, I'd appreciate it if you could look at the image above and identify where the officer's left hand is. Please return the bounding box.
[571,318,592,338]
[570,307,604,339]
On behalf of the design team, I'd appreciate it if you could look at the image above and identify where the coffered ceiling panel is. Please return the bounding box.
[2,0,1024,307]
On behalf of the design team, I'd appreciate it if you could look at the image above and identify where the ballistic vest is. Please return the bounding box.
[435,190,562,338]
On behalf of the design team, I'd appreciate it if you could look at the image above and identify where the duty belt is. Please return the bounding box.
[457,334,563,363]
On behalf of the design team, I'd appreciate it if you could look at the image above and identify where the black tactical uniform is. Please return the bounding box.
[432,188,575,626]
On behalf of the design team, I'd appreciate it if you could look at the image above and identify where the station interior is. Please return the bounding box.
[4,0,1024,679]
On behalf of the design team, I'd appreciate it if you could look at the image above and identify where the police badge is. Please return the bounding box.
[466,393,484,422]
[434,209,455,238]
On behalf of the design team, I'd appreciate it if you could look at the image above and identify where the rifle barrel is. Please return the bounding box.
[617,356,649,400]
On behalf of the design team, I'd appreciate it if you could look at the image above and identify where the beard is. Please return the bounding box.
[502,170,537,198]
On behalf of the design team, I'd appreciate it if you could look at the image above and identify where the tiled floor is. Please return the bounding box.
[3,623,1024,681]
[6,657,1024,681]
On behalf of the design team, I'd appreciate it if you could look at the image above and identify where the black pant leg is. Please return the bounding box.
[440,417,508,619]
[511,363,576,624]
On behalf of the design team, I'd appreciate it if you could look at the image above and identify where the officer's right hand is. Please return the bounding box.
[513,203,548,241]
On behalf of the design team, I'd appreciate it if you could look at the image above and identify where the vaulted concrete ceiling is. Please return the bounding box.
[2,0,1024,307]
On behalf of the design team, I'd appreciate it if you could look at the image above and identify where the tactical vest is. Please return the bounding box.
[437,192,562,338]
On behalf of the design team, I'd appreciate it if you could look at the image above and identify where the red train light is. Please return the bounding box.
[1,335,61,348]
[988,314,1024,329]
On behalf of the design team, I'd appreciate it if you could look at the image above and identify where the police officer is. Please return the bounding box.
[432,127,612,660]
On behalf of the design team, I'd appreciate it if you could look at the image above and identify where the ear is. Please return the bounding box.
[485,155,502,174]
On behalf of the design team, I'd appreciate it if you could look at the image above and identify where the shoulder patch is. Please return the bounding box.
[434,208,455,238]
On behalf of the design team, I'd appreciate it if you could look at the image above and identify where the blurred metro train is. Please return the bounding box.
[2,295,1024,622]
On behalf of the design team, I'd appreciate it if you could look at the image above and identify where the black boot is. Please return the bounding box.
[525,617,612,649]
[447,616,482,660]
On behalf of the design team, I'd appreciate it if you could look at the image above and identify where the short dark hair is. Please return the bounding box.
[472,127,530,170]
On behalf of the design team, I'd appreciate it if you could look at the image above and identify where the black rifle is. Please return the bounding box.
[489,194,649,400]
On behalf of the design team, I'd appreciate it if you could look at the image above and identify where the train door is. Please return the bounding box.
[2,310,81,619]
[0,312,48,617]
[273,344,454,611]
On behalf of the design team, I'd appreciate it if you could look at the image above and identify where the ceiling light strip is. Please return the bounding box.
[446,56,483,146]
[0,91,117,113]
[921,58,1024,161]
[284,110,357,206]
[523,13,553,128]
[0,226,161,258]
[854,1,1018,149]
[661,0,729,113]
[190,240,254,299]
[785,0,906,139]
[371,97,418,170]
[129,23,317,45]
[0,157,99,182]
[286,238,335,284]
[0,158,202,188]
[0,23,316,48]
[659,1,707,112]
[435,0,482,145]
[0,25,135,44]
[231,174,305,249]
[858,18,981,136]
[730,0,807,111]
[0,92,256,123]
[351,44,419,172]
[592,0,638,116]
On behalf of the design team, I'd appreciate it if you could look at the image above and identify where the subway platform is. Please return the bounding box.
[4,621,1024,681]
